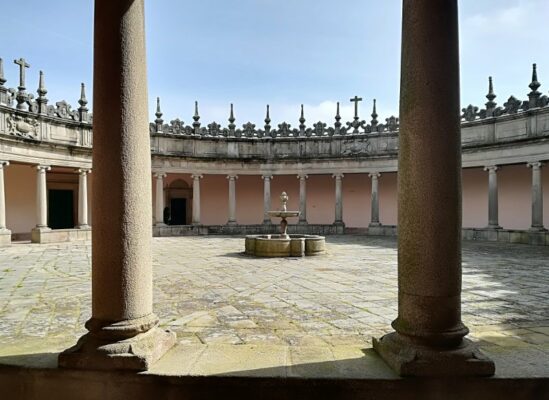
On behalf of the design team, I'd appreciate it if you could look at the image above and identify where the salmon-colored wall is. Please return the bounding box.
[5,164,36,234]
[379,172,398,226]
[462,168,488,228]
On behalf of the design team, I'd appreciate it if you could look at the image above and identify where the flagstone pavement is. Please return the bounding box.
[0,236,548,363]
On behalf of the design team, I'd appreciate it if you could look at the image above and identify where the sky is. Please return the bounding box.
[0,0,547,127]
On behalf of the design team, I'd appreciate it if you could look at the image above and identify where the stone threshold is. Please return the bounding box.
[0,344,547,400]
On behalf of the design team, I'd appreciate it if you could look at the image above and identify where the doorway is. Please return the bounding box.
[170,198,186,225]
[48,189,74,229]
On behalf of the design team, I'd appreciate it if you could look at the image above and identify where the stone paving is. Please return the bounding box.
[0,236,548,357]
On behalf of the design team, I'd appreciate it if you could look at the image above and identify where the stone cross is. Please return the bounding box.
[350,95,363,120]
[14,58,30,89]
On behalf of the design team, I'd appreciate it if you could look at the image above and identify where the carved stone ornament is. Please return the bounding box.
[6,114,39,138]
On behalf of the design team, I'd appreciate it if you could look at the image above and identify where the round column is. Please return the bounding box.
[154,172,166,227]
[369,172,381,227]
[0,161,11,246]
[333,173,344,226]
[36,165,51,229]
[262,175,272,224]
[297,174,308,224]
[192,174,203,225]
[227,175,238,225]
[373,0,494,377]
[485,166,501,229]
[528,162,546,231]
[59,0,175,371]
[77,169,91,229]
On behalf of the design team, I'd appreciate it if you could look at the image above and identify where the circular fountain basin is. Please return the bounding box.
[267,211,300,218]
[245,234,326,257]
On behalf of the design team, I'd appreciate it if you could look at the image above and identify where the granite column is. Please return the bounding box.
[154,172,166,226]
[262,175,272,224]
[369,172,381,226]
[373,0,494,376]
[333,173,344,226]
[228,175,238,225]
[59,0,175,370]
[192,174,202,225]
[298,174,308,224]
[485,166,501,229]
[0,161,10,246]
[77,169,91,229]
[528,162,546,231]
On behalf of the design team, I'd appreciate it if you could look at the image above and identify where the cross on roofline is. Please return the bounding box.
[350,95,363,120]
[14,58,30,89]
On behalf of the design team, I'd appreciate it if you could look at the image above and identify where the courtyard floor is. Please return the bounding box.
[0,235,548,378]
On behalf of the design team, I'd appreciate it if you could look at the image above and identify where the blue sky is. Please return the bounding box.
[0,0,547,126]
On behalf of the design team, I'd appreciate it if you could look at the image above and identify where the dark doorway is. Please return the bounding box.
[48,189,74,229]
[170,198,186,225]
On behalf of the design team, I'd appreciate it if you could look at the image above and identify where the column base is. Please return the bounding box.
[486,224,502,230]
[298,220,308,225]
[0,229,11,246]
[31,226,51,243]
[154,222,167,228]
[76,224,91,230]
[529,226,547,232]
[227,221,237,226]
[58,326,176,371]
[373,332,495,377]
[369,222,381,227]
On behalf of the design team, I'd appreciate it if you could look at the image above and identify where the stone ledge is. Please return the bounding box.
[31,228,91,244]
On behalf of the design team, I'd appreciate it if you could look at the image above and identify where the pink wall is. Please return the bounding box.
[462,168,488,228]
[379,172,398,226]
[5,163,36,234]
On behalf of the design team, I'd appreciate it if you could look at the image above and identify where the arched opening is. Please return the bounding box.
[166,178,192,225]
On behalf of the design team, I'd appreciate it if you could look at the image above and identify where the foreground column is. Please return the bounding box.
[528,162,546,231]
[369,172,381,226]
[373,0,494,376]
[59,0,175,371]
[0,161,10,246]
[485,166,501,229]
[227,174,238,225]
[154,172,166,226]
[333,173,344,226]
[77,169,91,229]
[298,174,308,224]
[192,174,202,225]
[262,175,272,224]
[31,165,51,240]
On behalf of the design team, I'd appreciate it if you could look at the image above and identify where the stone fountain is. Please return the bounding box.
[245,192,326,257]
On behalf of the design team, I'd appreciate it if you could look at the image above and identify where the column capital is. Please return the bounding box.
[77,168,92,175]
[36,165,51,172]
[261,174,272,180]
[0,161,9,168]
[484,165,498,172]
[297,174,308,180]
[369,172,381,179]
[153,171,167,179]
[227,174,238,181]
[527,161,544,169]
[332,173,344,179]
[191,173,203,180]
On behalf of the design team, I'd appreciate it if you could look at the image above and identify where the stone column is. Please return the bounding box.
[59,0,175,371]
[191,174,203,225]
[373,0,494,376]
[35,165,51,229]
[369,172,381,227]
[485,166,501,229]
[77,169,91,229]
[298,174,308,224]
[262,175,272,224]
[227,175,238,225]
[333,173,344,226]
[528,162,546,231]
[154,172,167,226]
[0,161,11,246]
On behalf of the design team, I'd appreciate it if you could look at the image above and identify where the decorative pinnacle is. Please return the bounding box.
[299,104,306,130]
[155,97,163,120]
[264,104,271,128]
[37,71,47,97]
[335,102,341,121]
[193,100,200,122]
[485,76,497,110]
[228,103,236,129]
[529,63,540,94]
[0,58,6,86]
[78,83,88,108]
[14,57,30,89]
[371,99,378,126]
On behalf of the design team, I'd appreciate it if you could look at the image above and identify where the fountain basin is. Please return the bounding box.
[245,234,326,257]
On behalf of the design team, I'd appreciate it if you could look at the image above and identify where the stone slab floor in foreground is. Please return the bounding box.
[0,236,548,380]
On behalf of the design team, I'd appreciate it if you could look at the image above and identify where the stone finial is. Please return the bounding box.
[36,71,48,114]
[192,101,201,133]
[299,104,306,133]
[334,101,342,130]
[280,191,288,211]
[350,95,363,122]
[484,76,498,117]
[0,58,6,86]
[371,99,379,128]
[78,83,89,122]
[264,104,271,132]
[528,63,541,108]
[154,97,164,132]
[228,103,236,136]
[14,57,30,110]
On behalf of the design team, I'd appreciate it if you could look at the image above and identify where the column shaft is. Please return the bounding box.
[77,169,90,228]
[0,162,8,231]
[529,162,545,230]
[59,0,175,371]
[36,165,50,228]
[369,172,381,226]
[333,173,344,225]
[373,0,494,376]
[485,166,501,229]
[154,173,166,226]
[228,175,237,225]
[192,174,202,225]
[262,175,272,224]
[298,174,308,224]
